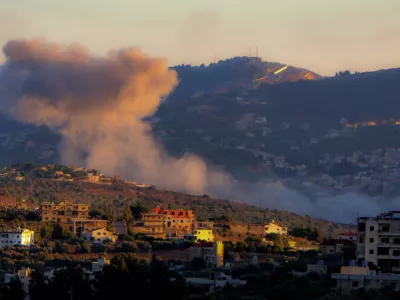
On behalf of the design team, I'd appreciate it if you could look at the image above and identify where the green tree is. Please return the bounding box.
[123,206,133,223]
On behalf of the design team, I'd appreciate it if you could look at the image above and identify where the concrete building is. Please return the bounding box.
[265,220,288,235]
[67,219,108,237]
[0,228,35,246]
[332,266,400,293]
[336,232,358,242]
[82,228,118,244]
[190,241,224,268]
[41,201,89,222]
[5,267,31,297]
[194,221,214,229]
[357,211,400,269]
[153,206,195,231]
[320,239,355,255]
[141,212,165,238]
[92,256,111,272]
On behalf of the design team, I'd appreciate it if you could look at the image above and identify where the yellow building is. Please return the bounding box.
[194,229,214,242]
[82,228,118,244]
[265,220,288,235]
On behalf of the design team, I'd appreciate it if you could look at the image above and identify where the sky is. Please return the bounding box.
[0,0,399,75]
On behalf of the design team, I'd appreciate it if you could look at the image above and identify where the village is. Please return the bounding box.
[1,164,400,298]
[2,197,400,298]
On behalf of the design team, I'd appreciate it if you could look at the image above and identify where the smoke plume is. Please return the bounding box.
[0,38,235,195]
[0,38,398,223]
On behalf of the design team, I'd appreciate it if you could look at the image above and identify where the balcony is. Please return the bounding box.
[378,231,400,236]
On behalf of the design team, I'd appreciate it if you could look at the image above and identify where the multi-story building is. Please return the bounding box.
[82,228,118,244]
[41,202,108,237]
[152,206,195,231]
[0,228,35,246]
[332,265,400,293]
[41,201,89,222]
[190,241,224,268]
[64,219,108,236]
[141,212,166,237]
[5,267,31,295]
[357,211,400,270]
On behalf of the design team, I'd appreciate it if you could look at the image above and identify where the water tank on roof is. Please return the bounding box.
[362,260,368,267]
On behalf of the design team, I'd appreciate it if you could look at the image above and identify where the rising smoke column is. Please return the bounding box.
[0,38,230,194]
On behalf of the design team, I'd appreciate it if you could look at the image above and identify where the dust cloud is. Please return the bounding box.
[0,38,396,223]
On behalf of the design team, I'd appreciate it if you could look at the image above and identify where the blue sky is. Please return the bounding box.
[1,0,399,75]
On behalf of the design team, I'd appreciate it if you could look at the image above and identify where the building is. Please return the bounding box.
[66,219,109,236]
[265,220,288,235]
[152,207,195,231]
[0,228,35,246]
[320,239,355,255]
[112,220,128,236]
[190,241,224,268]
[357,211,400,269]
[41,201,107,236]
[194,229,214,242]
[87,172,100,182]
[332,266,400,293]
[5,267,31,296]
[194,221,214,229]
[140,212,165,237]
[82,228,118,244]
[41,201,90,222]
[336,232,357,242]
[92,257,111,272]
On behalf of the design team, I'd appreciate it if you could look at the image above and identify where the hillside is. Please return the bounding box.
[0,164,352,237]
[170,56,321,100]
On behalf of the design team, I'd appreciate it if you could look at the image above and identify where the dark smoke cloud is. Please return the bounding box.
[0,38,397,223]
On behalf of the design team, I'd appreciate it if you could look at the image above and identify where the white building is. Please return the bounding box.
[92,256,111,272]
[0,228,35,247]
[336,232,357,242]
[82,228,118,244]
[265,220,288,235]
[357,211,400,270]
[332,266,400,293]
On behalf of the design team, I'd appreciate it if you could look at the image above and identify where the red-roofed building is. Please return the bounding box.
[149,206,195,231]
[335,232,357,242]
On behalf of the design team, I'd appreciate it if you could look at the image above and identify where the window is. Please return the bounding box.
[393,250,400,256]
[369,249,374,254]
[352,281,359,288]
[370,238,374,243]
[359,237,364,243]
[393,239,400,245]
[381,238,389,244]
[370,226,375,231]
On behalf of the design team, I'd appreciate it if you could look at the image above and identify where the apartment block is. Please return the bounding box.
[41,201,108,237]
[41,201,89,222]
[357,211,400,270]
[190,241,224,268]
[0,228,35,246]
